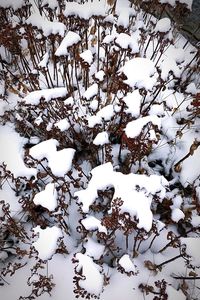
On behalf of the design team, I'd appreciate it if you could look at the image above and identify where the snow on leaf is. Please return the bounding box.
[0,0,26,10]
[29,139,59,160]
[125,115,161,138]
[83,83,98,100]
[93,131,109,146]
[83,237,105,260]
[30,140,75,177]
[171,208,185,222]
[33,183,57,211]
[120,58,158,90]
[95,70,105,81]
[115,33,131,49]
[48,148,75,177]
[81,216,107,234]
[23,87,68,105]
[54,118,70,132]
[26,13,66,37]
[118,254,136,273]
[38,52,49,68]
[33,226,62,260]
[55,31,81,56]
[74,253,104,296]
[80,49,93,65]
[64,1,105,19]
[154,18,171,33]
[75,163,167,231]
[123,90,142,118]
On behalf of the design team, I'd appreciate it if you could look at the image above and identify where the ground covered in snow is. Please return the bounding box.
[0,0,199,299]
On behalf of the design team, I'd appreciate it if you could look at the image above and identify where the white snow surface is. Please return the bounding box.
[55,31,81,56]
[154,18,171,33]
[33,183,58,211]
[181,238,200,266]
[93,131,109,146]
[0,124,36,178]
[64,1,105,19]
[29,139,58,160]
[74,253,104,296]
[95,70,105,81]
[26,13,66,37]
[125,115,161,138]
[80,49,93,65]
[81,216,107,234]
[76,163,168,231]
[171,208,185,222]
[38,52,49,68]
[120,58,158,90]
[23,87,68,105]
[118,254,136,273]
[83,83,98,100]
[29,139,75,177]
[0,0,25,10]
[54,118,70,131]
[33,226,62,260]
[83,237,105,260]
[123,90,142,118]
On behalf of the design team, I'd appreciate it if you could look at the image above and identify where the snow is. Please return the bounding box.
[64,1,105,19]
[54,118,70,132]
[81,216,107,234]
[29,139,75,177]
[83,238,105,260]
[90,99,99,111]
[118,254,136,273]
[120,58,158,90]
[115,33,132,49]
[191,215,200,227]
[181,238,200,266]
[33,183,58,211]
[185,83,197,95]
[76,163,167,231]
[0,181,21,217]
[23,87,68,105]
[74,253,104,296]
[87,105,114,127]
[123,90,142,118]
[55,31,81,56]
[48,148,76,177]
[95,70,105,81]
[33,226,62,261]
[1,1,199,299]
[159,0,193,10]
[93,131,109,146]
[98,104,114,121]
[179,146,200,187]
[80,50,93,65]
[159,46,185,80]
[38,52,49,68]
[0,124,36,178]
[0,0,24,10]
[103,34,116,44]
[171,208,185,222]
[83,83,98,100]
[42,0,58,9]
[125,115,161,138]
[26,13,66,37]
[29,139,58,160]
[154,18,171,33]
